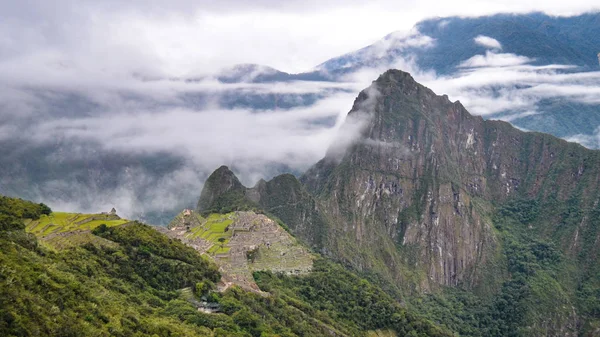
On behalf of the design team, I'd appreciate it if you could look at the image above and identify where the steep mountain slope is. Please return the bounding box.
[198,69,600,335]
[197,167,329,249]
[303,68,600,282]
[302,69,600,335]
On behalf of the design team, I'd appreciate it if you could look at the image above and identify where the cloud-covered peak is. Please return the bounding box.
[215,64,287,83]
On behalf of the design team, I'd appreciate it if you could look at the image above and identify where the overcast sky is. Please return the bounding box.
[2,0,599,76]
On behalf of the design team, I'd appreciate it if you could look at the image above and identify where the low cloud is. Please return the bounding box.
[324,85,381,162]
[319,30,436,72]
[3,2,600,224]
[474,35,502,50]
[458,51,531,68]
[29,95,354,172]
[0,76,359,223]
[563,128,600,148]
[336,46,600,146]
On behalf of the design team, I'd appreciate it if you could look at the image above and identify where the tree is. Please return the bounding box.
[218,237,226,249]
[39,203,52,215]
[195,280,214,298]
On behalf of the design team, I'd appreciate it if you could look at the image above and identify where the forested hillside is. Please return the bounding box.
[0,195,452,337]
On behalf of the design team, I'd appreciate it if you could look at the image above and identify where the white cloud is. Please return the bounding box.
[458,51,532,68]
[26,90,356,174]
[564,130,600,148]
[474,35,502,49]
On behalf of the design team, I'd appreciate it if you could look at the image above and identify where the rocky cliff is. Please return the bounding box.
[302,70,499,289]
[301,69,600,286]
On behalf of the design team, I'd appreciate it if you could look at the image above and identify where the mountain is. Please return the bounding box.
[203,13,600,146]
[319,12,600,75]
[304,70,600,335]
[3,12,600,231]
[197,166,329,249]
[199,69,600,336]
[214,63,330,83]
[318,12,600,146]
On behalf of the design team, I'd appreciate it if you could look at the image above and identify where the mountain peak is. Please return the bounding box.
[197,166,245,212]
[376,69,416,83]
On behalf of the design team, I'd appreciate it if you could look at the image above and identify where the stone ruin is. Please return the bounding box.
[161,210,313,294]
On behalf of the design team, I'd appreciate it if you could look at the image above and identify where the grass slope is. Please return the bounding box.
[26,212,129,237]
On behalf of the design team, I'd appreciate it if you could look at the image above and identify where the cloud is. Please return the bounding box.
[324,85,381,162]
[458,51,531,68]
[0,80,359,223]
[2,1,598,76]
[318,30,436,72]
[337,43,600,145]
[563,129,600,148]
[474,35,502,49]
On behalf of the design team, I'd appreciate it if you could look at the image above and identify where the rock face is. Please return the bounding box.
[297,70,600,291]
[247,174,329,249]
[197,165,248,213]
[302,70,499,289]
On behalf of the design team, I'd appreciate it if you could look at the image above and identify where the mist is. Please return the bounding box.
[3,2,600,224]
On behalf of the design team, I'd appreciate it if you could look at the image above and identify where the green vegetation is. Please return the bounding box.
[1,195,453,336]
[1,198,221,336]
[25,211,129,237]
[0,196,50,231]
[200,190,259,216]
[407,197,584,336]
[254,259,453,337]
[187,213,235,254]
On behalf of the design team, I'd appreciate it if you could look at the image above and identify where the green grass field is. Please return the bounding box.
[26,212,130,237]
[186,213,235,254]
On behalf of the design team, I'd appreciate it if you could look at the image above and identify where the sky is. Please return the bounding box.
[2,0,599,76]
[2,0,600,222]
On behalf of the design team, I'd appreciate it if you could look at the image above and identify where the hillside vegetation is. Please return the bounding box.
[0,195,453,337]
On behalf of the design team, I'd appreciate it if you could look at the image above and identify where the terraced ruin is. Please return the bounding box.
[25,210,131,250]
[163,210,313,292]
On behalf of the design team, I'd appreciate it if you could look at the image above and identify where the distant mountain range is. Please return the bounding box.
[319,12,600,74]
[225,12,600,144]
